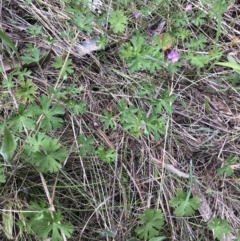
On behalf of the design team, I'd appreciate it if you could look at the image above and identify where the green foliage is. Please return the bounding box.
[95,147,116,163]
[2,202,13,239]
[192,11,206,26]
[185,34,207,51]
[185,52,211,68]
[24,133,67,173]
[60,26,75,39]
[0,126,17,164]
[109,10,128,33]
[176,28,190,40]
[208,0,228,18]
[0,1,235,240]
[65,99,87,115]
[120,34,164,72]
[52,56,74,79]
[119,106,166,140]
[120,109,145,137]
[15,79,37,103]
[0,28,21,61]
[8,103,36,132]
[77,134,95,157]
[118,0,129,5]
[127,238,139,241]
[0,163,6,183]
[47,85,87,114]
[29,95,65,131]
[3,74,14,89]
[170,189,200,216]
[71,13,94,33]
[216,61,240,71]
[172,13,187,27]
[208,217,231,240]
[13,68,32,81]
[135,208,164,240]
[157,33,173,50]
[95,33,108,49]
[150,90,176,114]
[64,0,89,15]
[47,84,83,99]
[143,114,166,140]
[149,237,166,241]
[234,235,240,241]
[137,82,155,97]
[100,111,116,130]
[217,155,239,177]
[21,46,43,64]
[27,25,43,36]
[18,201,74,241]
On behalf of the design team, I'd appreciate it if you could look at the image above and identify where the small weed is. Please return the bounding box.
[135,208,165,240]
[208,217,231,240]
[170,189,200,217]
[95,146,117,163]
[18,201,74,240]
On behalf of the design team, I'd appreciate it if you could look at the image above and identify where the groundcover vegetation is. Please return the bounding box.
[0,0,240,240]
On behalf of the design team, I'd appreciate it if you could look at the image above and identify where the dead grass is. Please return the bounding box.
[0,0,240,241]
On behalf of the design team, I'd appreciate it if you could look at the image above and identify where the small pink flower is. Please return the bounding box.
[185,4,193,11]
[133,11,140,19]
[168,50,179,63]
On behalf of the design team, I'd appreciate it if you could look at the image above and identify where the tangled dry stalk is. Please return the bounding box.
[0,0,240,240]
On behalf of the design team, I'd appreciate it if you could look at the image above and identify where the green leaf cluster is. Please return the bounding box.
[52,56,74,79]
[208,217,231,240]
[120,34,164,72]
[29,95,65,131]
[100,111,116,130]
[118,106,166,140]
[8,103,36,132]
[217,155,239,177]
[71,13,94,33]
[21,46,43,64]
[24,133,67,173]
[185,34,207,51]
[192,11,206,26]
[18,201,74,241]
[15,79,37,103]
[77,134,95,157]
[109,10,128,33]
[150,90,176,114]
[95,147,116,163]
[135,208,164,240]
[170,189,200,216]
[185,52,211,68]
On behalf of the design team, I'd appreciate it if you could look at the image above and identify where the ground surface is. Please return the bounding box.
[0,0,240,241]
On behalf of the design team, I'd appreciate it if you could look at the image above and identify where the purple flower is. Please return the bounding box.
[168,50,179,63]
[133,11,140,19]
[185,4,193,11]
